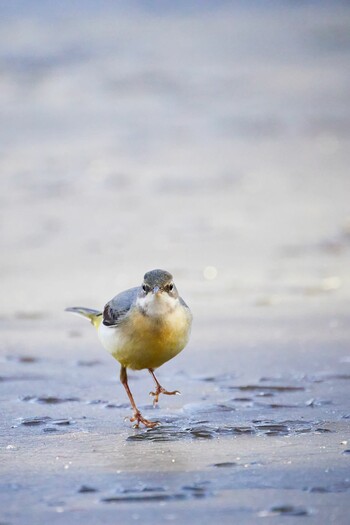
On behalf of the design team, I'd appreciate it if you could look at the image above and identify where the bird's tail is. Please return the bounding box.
[65,307,102,328]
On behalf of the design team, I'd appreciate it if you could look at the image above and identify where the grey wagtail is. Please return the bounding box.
[66,269,192,428]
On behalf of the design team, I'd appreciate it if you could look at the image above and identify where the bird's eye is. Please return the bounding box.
[142,284,150,293]
[168,283,174,292]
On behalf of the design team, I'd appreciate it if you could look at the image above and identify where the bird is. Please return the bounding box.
[66,269,192,428]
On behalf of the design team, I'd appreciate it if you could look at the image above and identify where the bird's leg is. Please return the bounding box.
[119,366,158,428]
[148,368,180,406]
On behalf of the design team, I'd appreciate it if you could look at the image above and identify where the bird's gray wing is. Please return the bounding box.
[103,287,139,327]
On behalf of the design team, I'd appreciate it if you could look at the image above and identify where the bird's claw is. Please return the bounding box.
[129,410,159,428]
[149,388,181,407]
[149,390,160,405]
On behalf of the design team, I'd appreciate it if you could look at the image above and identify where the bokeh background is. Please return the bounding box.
[1,0,349,327]
[1,3,350,523]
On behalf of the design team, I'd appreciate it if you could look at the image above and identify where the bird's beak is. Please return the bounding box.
[152,286,160,295]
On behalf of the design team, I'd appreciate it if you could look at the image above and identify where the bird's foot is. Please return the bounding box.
[149,386,181,406]
[129,410,159,429]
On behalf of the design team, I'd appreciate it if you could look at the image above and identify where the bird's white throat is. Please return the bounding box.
[136,293,178,317]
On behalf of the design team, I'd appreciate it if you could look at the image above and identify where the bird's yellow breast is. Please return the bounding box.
[98,306,191,370]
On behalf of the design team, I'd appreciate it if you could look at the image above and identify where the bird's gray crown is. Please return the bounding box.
[143,269,173,288]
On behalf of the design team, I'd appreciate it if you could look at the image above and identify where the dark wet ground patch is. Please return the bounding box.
[212,462,238,468]
[102,402,130,409]
[252,423,290,436]
[78,485,99,493]
[194,373,236,383]
[253,419,332,435]
[101,492,187,502]
[253,402,300,409]
[217,426,255,435]
[259,504,310,517]
[304,372,350,384]
[15,416,75,432]
[17,416,53,426]
[100,481,213,503]
[181,482,212,498]
[126,418,326,442]
[20,395,80,404]
[5,355,39,363]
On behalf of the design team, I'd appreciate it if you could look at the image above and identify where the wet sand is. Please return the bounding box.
[1,309,350,524]
[1,2,350,524]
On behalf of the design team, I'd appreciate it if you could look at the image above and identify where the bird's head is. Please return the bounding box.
[137,269,179,316]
